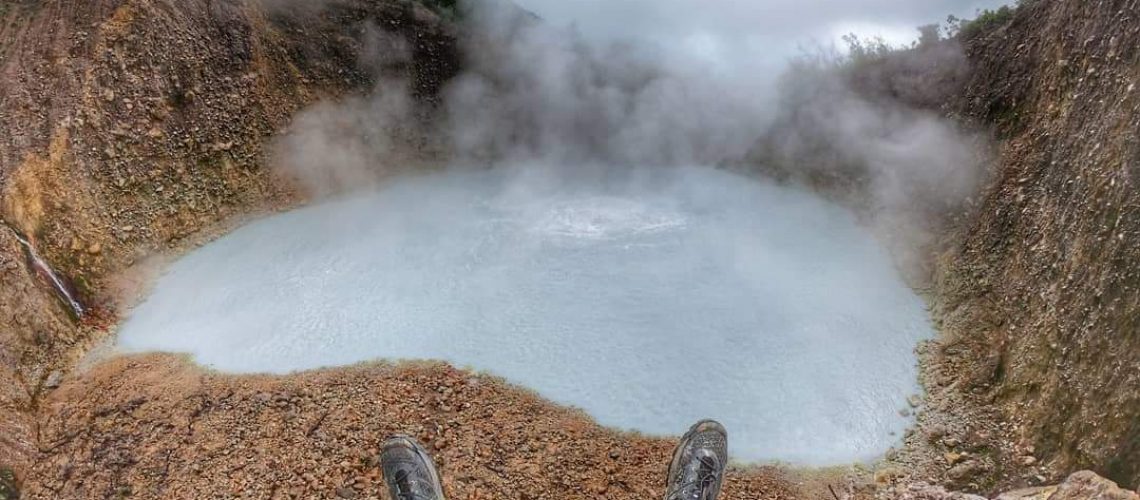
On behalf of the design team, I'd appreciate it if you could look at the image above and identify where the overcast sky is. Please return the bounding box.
[511,0,1012,71]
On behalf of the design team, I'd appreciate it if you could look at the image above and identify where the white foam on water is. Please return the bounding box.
[117,165,931,465]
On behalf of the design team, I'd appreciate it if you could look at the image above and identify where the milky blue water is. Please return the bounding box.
[117,165,930,465]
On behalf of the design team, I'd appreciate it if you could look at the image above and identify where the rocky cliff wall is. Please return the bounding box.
[936,0,1139,488]
[0,0,458,471]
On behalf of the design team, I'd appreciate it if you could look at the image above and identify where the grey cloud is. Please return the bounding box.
[514,0,1014,50]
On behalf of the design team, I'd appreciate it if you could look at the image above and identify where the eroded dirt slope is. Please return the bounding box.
[934,0,1140,488]
[0,0,458,474]
[3,0,1140,498]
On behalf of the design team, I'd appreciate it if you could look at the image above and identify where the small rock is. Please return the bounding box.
[926,424,950,442]
[907,394,923,408]
[874,467,905,485]
[1050,471,1138,500]
[945,452,964,465]
[948,460,990,482]
[87,243,102,255]
[44,370,63,389]
[996,486,1058,500]
[335,486,358,499]
[895,482,986,500]
[1021,455,1038,466]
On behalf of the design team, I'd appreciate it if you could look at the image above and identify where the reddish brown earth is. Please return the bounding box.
[22,355,799,500]
[2,0,1139,499]
[0,0,458,478]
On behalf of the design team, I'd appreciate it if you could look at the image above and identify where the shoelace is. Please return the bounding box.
[393,469,431,500]
[667,455,721,500]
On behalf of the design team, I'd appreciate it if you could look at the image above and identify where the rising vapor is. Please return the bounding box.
[271,0,992,279]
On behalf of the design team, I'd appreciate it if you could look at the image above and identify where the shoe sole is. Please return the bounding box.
[382,435,446,500]
[665,419,728,492]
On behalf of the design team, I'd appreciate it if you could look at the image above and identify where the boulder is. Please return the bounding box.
[996,486,1059,500]
[883,482,987,500]
[1047,471,1139,500]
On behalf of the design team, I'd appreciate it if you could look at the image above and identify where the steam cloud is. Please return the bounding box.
[271,0,992,277]
[272,0,774,181]
[751,46,989,281]
[441,4,771,166]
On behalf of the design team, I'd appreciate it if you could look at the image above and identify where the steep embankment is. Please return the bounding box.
[2,0,1138,498]
[736,0,1138,494]
[0,0,458,474]
[936,0,1139,488]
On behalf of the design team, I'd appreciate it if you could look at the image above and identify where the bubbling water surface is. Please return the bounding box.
[118,166,931,465]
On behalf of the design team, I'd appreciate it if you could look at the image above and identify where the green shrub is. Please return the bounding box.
[841,33,896,65]
[0,466,18,500]
[948,2,1027,41]
[418,0,460,19]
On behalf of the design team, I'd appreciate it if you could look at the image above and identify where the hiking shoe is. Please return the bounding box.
[381,435,446,500]
[664,419,728,500]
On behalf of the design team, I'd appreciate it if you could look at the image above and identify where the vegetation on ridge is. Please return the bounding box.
[0,467,17,500]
